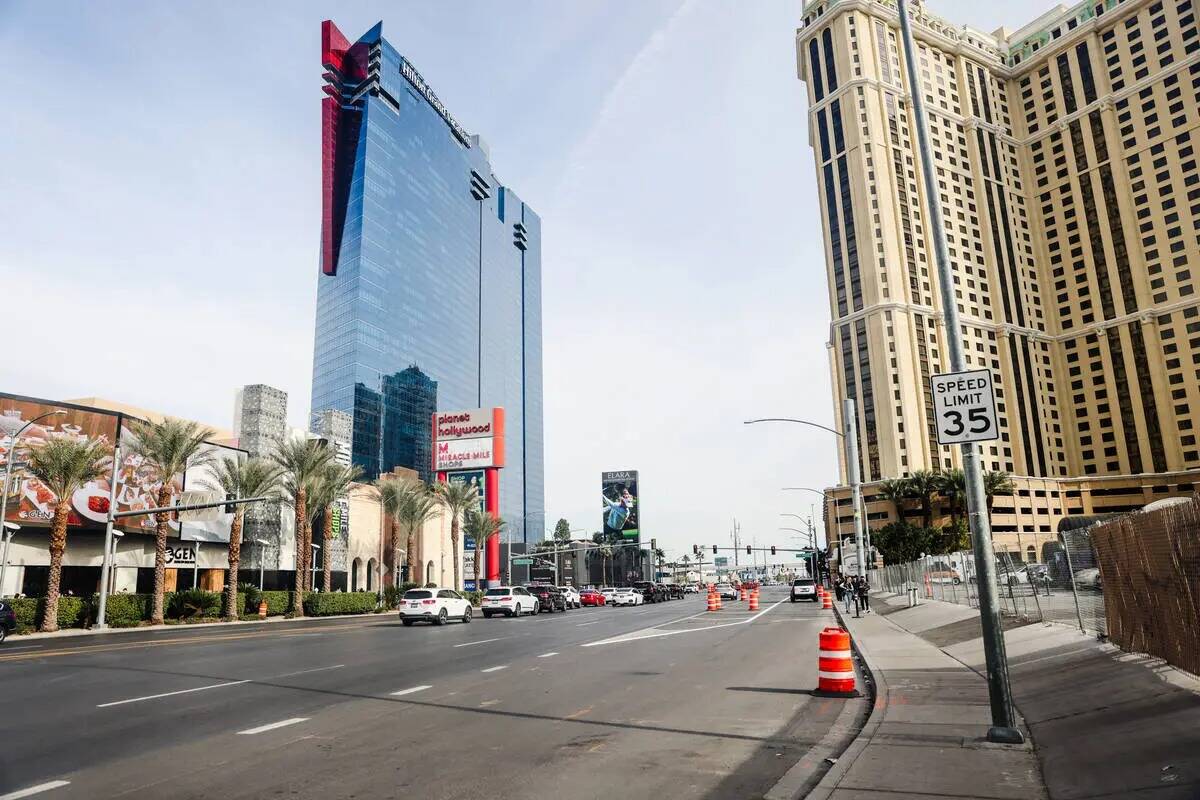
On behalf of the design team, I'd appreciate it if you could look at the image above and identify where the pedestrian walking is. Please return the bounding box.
[857,576,871,612]
[834,579,844,603]
[842,577,854,613]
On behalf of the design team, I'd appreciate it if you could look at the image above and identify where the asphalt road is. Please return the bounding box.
[0,587,864,800]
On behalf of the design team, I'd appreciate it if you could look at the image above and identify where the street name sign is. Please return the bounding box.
[512,558,532,565]
[930,368,1000,445]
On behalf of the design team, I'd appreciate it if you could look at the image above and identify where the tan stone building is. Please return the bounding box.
[796,0,1200,563]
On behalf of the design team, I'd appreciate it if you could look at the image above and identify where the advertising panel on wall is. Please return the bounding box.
[1,392,228,537]
[601,470,640,541]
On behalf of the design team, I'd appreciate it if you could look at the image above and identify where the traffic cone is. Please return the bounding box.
[740,586,747,602]
[748,590,759,611]
[822,590,833,610]
[715,591,723,610]
[706,591,718,612]
[817,626,858,696]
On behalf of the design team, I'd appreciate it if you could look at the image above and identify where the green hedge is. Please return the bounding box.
[464,590,484,607]
[102,594,153,627]
[9,596,91,632]
[303,591,378,616]
[255,590,292,616]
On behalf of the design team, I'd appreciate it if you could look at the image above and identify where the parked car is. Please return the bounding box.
[599,587,617,604]
[399,588,473,626]
[666,584,685,599]
[790,578,818,602]
[633,581,663,603]
[716,583,738,601]
[579,588,606,607]
[612,588,642,606]
[558,586,582,608]
[0,601,16,643]
[481,586,539,618]
[683,585,699,594]
[526,584,568,612]
[1073,568,1103,591]
[927,568,962,585]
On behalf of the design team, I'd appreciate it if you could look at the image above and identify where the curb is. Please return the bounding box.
[6,610,389,642]
[764,601,878,800]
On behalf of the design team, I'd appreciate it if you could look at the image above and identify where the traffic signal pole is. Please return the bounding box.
[897,0,1021,744]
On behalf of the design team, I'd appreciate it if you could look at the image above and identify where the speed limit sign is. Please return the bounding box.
[930,369,1000,445]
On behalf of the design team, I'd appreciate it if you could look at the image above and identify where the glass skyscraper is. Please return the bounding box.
[312,20,544,541]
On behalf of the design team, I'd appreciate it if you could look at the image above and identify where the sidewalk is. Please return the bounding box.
[804,596,1045,799]
[855,592,1200,800]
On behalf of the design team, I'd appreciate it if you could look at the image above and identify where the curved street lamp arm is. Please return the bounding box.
[743,418,843,438]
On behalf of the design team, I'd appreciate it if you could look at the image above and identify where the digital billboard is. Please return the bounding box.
[179,441,249,543]
[1,393,216,536]
[448,470,486,515]
[602,470,639,540]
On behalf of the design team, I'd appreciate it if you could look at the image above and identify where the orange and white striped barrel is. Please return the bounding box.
[822,589,833,610]
[739,586,747,601]
[748,590,759,611]
[818,627,856,694]
[706,592,718,612]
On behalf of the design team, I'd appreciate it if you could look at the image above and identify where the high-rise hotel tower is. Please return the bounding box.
[798,0,1200,560]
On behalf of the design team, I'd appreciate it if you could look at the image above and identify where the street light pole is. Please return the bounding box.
[256,539,268,590]
[0,522,18,596]
[897,0,1020,744]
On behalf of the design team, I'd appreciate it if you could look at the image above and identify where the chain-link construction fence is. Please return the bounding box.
[874,498,1200,674]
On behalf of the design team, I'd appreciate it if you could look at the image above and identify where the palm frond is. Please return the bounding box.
[27,437,112,501]
[124,417,215,484]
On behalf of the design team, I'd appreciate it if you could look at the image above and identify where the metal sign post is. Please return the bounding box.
[898,0,1020,744]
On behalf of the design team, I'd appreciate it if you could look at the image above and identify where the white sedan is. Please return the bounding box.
[558,586,582,608]
[612,588,642,606]
[599,587,617,605]
[399,588,473,626]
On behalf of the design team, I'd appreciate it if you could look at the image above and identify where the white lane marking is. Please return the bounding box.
[390,685,432,696]
[453,637,507,648]
[537,652,559,658]
[582,600,786,647]
[481,665,508,673]
[269,664,345,679]
[0,781,71,800]
[97,680,250,708]
[575,621,601,627]
[237,717,309,735]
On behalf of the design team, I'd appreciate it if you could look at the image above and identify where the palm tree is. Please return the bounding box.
[376,477,409,590]
[906,470,940,529]
[433,480,479,591]
[202,456,284,619]
[272,436,335,612]
[936,469,967,528]
[877,478,910,522]
[597,541,615,584]
[309,463,362,593]
[983,470,1015,519]
[463,511,505,589]
[397,482,439,585]
[125,418,214,625]
[26,437,110,632]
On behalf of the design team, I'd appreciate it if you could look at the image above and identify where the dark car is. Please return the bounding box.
[525,584,567,613]
[632,581,663,603]
[0,601,16,643]
[666,584,684,599]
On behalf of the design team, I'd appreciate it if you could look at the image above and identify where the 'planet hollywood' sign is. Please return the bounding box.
[431,408,505,472]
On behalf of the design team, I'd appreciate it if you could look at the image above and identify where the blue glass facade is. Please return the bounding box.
[313,21,544,542]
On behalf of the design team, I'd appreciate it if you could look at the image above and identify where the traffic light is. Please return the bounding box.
[651,538,657,552]
[712,544,718,554]
[692,544,699,556]
[770,545,776,555]
[746,545,751,555]
[224,493,236,514]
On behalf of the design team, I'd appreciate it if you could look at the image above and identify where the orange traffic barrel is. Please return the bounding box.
[817,627,857,695]
[748,590,759,611]
[715,591,723,610]
[822,590,833,610]
[706,592,718,612]
[739,586,747,601]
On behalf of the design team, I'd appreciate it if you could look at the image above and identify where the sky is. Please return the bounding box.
[0,0,1054,564]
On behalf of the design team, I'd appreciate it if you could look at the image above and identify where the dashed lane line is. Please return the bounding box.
[0,780,71,799]
[237,717,309,735]
[453,637,507,648]
[537,652,559,658]
[390,685,432,697]
[481,665,508,673]
[97,680,251,708]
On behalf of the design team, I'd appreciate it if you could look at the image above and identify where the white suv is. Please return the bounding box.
[399,588,473,626]
[480,586,539,618]
[558,586,581,608]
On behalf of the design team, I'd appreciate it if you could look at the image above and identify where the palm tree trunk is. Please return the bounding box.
[292,489,307,615]
[474,540,483,587]
[451,517,461,591]
[151,484,172,625]
[41,503,70,633]
[322,505,333,592]
[405,526,416,586]
[225,509,243,620]
[391,521,402,591]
